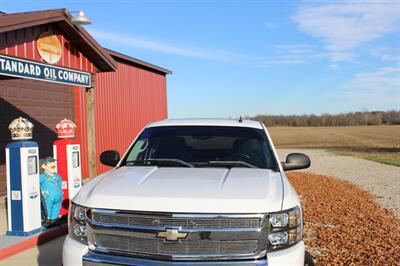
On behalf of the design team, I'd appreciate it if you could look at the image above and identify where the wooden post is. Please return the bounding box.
[86,76,96,177]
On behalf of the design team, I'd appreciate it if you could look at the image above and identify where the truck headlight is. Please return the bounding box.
[69,202,88,244]
[265,206,302,250]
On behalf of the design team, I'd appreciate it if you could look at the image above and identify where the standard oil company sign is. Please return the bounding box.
[0,54,91,87]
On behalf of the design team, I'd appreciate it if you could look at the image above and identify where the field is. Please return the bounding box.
[269,125,400,166]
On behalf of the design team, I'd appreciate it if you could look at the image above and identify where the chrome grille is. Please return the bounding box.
[94,233,258,255]
[88,209,267,260]
[92,213,261,229]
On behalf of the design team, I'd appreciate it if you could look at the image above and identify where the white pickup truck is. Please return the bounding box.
[63,119,311,266]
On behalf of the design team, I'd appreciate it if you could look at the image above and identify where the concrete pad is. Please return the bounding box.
[0,235,65,266]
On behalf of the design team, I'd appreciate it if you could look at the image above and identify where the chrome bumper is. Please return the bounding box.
[82,252,267,266]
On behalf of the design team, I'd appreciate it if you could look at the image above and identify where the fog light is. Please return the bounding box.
[268,231,288,245]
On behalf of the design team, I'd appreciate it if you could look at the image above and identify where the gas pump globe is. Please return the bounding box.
[53,119,82,216]
[6,117,42,235]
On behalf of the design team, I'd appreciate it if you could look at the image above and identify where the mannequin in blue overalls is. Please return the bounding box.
[40,157,63,222]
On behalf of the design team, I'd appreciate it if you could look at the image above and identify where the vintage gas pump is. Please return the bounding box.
[53,119,82,216]
[6,117,42,235]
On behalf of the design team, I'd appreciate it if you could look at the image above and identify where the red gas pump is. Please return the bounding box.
[53,119,82,216]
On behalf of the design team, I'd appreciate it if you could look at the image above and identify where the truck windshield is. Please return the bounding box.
[122,126,278,170]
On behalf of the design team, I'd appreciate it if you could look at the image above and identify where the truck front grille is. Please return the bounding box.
[88,209,267,261]
[92,212,261,229]
[94,233,258,255]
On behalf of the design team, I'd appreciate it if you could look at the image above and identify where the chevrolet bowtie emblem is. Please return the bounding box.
[156,228,188,241]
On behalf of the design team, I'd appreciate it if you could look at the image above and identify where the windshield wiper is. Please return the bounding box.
[195,161,258,168]
[126,158,194,168]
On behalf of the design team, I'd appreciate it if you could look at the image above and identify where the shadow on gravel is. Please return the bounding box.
[305,251,315,266]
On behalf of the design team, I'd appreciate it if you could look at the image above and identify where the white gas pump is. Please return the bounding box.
[6,117,42,235]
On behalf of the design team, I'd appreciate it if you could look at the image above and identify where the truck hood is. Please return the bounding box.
[75,166,283,213]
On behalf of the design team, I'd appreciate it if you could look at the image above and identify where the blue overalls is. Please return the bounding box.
[39,172,63,220]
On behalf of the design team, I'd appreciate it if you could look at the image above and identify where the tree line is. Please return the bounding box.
[250,110,400,127]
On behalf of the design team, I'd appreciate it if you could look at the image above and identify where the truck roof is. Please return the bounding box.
[146,118,264,129]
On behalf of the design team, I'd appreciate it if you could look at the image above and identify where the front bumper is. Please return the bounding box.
[63,236,305,266]
[82,252,267,266]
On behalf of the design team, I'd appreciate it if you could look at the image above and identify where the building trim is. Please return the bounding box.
[105,48,172,75]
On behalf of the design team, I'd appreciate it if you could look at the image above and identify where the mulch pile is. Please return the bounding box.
[287,172,400,265]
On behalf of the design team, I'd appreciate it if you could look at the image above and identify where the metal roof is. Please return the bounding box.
[0,9,172,75]
[105,48,172,75]
[0,9,118,72]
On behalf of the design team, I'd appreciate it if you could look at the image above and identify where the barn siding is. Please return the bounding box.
[94,61,168,174]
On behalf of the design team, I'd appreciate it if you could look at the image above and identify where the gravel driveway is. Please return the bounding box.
[277,149,400,218]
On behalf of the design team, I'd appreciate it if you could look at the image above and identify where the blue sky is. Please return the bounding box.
[3,1,400,118]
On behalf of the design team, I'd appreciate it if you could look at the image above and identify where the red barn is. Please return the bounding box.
[0,9,171,196]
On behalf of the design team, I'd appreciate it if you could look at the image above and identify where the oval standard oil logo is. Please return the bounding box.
[37,32,62,64]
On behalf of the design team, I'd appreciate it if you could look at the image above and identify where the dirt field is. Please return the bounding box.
[269,125,400,166]
[288,172,400,265]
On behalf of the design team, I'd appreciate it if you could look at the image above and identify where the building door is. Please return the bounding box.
[0,76,74,196]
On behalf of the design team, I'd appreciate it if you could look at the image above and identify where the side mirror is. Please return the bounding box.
[282,153,311,171]
[100,150,120,167]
